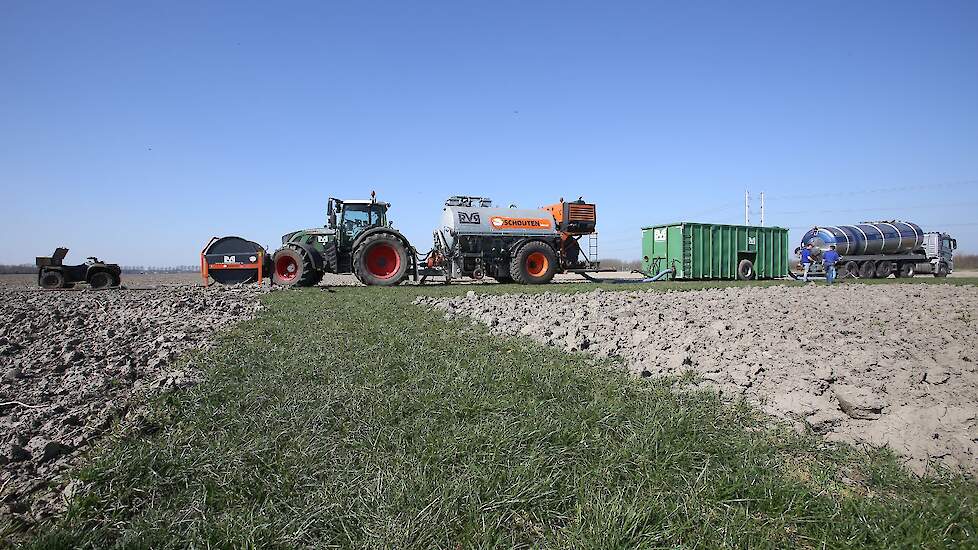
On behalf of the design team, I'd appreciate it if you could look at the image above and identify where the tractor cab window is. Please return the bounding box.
[340,204,386,241]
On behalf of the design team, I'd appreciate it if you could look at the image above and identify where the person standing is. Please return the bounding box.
[800,243,814,282]
[823,244,841,284]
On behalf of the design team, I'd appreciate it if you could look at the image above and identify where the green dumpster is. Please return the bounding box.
[641,222,789,280]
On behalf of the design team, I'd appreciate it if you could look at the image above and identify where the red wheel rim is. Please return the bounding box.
[366,243,401,279]
[275,255,299,281]
[526,252,549,277]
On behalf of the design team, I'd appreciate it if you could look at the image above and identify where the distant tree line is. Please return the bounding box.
[120,265,201,274]
[957,254,978,270]
[0,264,35,274]
[597,258,644,272]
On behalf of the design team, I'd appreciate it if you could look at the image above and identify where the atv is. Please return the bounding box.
[36,248,122,290]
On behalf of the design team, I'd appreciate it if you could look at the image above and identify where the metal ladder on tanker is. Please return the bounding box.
[587,233,599,267]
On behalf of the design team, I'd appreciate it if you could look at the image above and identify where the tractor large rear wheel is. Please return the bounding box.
[510,241,558,285]
[353,233,409,286]
[272,247,320,287]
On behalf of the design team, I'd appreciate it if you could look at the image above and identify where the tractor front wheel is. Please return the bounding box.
[353,234,409,286]
[272,247,319,287]
[510,241,558,285]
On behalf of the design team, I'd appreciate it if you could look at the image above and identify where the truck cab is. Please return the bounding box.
[922,232,956,276]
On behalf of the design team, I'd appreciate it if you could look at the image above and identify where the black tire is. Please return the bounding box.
[510,241,558,285]
[874,262,893,279]
[896,263,915,278]
[353,233,409,286]
[934,262,949,278]
[89,271,113,290]
[859,261,876,279]
[843,261,860,279]
[272,247,319,287]
[39,270,64,289]
[307,270,325,286]
[736,259,755,280]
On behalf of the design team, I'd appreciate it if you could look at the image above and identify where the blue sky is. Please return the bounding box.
[2,1,977,266]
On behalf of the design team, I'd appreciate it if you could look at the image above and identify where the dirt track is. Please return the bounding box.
[418,283,978,475]
[0,283,264,524]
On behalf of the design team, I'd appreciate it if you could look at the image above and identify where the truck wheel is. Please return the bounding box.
[89,271,113,290]
[858,261,876,279]
[896,263,915,278]
[40,270,64,289]
[874,262,893,279]
[843,261,859,279]
[353,233,409,286]
[272,247,319,287]
[736,259,754,280]
[510,242,558,285]
[934,262,949,278]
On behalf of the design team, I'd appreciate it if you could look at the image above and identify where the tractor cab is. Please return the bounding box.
[328,194,390,249]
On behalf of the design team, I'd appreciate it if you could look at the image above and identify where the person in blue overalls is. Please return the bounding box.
[823,244,841,284]
[800,243,814,282]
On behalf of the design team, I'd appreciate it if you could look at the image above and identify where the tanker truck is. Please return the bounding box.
[799,221,956,279]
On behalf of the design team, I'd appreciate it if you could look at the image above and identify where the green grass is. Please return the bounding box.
[17,279,978,548]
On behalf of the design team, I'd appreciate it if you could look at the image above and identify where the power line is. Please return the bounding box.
[772,200,978,217]
[764,179,978,202]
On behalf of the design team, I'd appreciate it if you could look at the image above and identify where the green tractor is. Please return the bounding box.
[270,193,415,286]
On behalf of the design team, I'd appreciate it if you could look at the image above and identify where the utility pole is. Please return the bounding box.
[745,190,750,225]
[760,192,765,226]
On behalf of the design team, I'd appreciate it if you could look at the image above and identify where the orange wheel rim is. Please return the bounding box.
[526,252,549,277]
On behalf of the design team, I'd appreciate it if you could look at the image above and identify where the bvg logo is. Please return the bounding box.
[458,212,482,224]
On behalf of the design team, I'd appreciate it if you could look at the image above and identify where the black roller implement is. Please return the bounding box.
[200,236,270,285]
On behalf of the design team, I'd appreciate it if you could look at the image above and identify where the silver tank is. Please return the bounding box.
[801,221,924,255]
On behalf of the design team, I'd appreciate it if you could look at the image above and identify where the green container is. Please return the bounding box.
[641,222,789,280]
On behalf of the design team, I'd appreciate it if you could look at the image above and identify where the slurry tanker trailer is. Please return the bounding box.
[202,193,599,286]
[800,221,956,278]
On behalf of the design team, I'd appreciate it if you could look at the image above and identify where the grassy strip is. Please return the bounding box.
[22,282,978,548]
